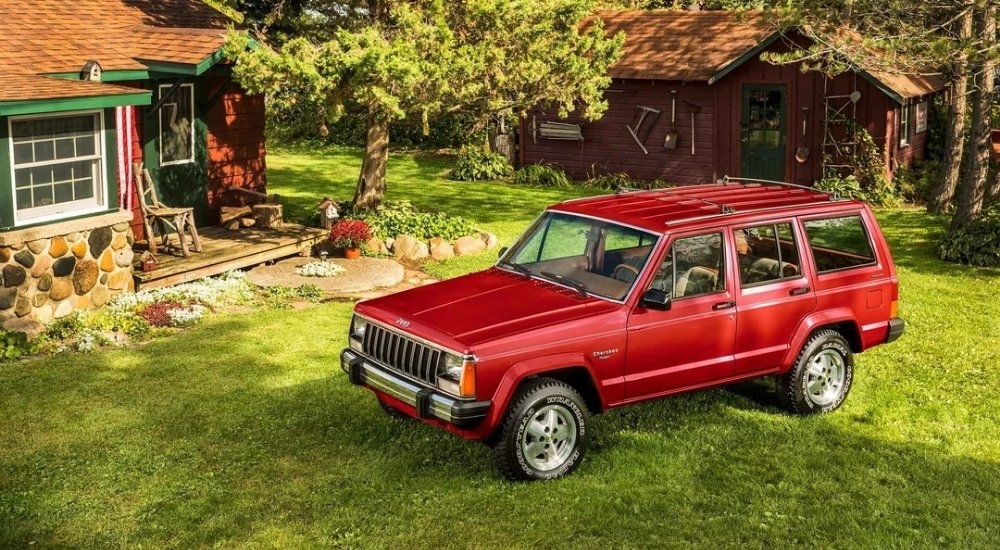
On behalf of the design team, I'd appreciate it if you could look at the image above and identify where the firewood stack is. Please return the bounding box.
[219,186,283,230]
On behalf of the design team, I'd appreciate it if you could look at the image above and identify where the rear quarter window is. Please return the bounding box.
[803,214,877,273]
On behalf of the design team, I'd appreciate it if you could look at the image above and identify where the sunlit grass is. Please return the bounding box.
[2,151,999,547]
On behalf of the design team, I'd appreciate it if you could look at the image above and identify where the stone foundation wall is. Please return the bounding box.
[0,212,135,327]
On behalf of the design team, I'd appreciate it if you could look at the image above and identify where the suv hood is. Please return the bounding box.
[356,268,615,346]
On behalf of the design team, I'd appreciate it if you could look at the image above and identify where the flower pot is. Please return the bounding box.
[343,247,362,259]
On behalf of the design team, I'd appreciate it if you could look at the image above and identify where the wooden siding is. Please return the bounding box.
[523,80,716,183]
[204,76,267,213]
[521,33,939,188]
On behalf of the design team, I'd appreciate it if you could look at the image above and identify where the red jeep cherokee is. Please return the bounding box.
[341,180,905,480]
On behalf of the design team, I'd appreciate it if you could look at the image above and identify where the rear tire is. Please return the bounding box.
[777,329,854,415]
[490,377,590,481]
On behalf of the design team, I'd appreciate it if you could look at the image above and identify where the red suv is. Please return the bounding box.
[342,180,905,480]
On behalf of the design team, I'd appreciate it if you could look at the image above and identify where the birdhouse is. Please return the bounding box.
[139,251,157,272]
[80,60,102,82]
[316,197,340,229]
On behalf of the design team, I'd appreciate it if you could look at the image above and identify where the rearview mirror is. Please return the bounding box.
[641,288,671,311]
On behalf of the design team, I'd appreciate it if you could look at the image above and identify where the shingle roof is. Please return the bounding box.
[596,10,776,81]
[596,10,945,100]
[0,0,234,102]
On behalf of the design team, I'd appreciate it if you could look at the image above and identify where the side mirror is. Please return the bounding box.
[641,288,671,311]
[498,246,508,258]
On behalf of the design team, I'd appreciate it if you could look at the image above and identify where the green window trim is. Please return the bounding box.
[0,91,150,117]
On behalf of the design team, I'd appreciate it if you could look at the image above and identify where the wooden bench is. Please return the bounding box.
[536,121,583,141]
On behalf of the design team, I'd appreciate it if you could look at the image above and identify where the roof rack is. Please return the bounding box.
[718,175,840,200]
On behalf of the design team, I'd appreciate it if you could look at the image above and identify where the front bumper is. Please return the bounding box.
[341,349,490,428]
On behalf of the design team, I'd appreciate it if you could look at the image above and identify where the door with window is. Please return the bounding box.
[741,85,787,181]
[732,220,816,376]
[625,231,736,398]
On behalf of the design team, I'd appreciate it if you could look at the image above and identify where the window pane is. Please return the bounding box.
[11,121,32,141]
[804,215,876,272]
[74,179,95,200]
[55,138,76,159]
[13,143,33,164]
[33,186,53,207]
[31,166,53,185]
[160,84,195,164]
[34,141,55,162]
[16,189,33,209]
[54,182,74,203]
[76,135,96,156]
[14,169,31,188]
[670,232,724,299]
[737,223,801,286]
[53,163,72,183]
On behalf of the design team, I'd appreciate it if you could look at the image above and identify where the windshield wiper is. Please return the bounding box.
[498,260,531,278]
[540,270,588,298]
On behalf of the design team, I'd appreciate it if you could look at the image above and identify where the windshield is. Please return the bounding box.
[499,212,659,301]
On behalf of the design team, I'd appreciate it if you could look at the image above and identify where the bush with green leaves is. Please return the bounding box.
[584,173,672,192]
[938,204,1000,266]
[815,174,864,200]
[514,164,571,187]
[0,330,40,361]
[349,200,476,240]
[449,147,513,181]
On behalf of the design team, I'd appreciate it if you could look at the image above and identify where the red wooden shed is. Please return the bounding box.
[520,10,946,187]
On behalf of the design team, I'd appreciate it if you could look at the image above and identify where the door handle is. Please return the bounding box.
[789,286,811,296]
[712,300,736,310]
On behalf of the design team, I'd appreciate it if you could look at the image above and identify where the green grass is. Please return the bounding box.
[2,150,1000,547]
[266,144,587,278]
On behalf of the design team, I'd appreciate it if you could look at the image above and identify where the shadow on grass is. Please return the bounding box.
[876,208,1000,279]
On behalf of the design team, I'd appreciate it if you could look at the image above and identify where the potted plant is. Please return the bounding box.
[329,219,372,259]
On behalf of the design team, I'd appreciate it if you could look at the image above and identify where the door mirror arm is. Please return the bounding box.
[641,288,671,311]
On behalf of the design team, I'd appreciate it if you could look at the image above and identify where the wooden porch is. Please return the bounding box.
[134,223,328,290]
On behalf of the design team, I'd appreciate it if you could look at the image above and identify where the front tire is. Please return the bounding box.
[777,329,854,415]
[490,378,590,481]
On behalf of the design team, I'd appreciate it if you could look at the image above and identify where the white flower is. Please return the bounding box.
[295,261,346,278]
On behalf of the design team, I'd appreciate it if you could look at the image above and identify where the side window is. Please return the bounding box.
[650,232,724,299]
[803,215,877,273]
[736,222,802,286]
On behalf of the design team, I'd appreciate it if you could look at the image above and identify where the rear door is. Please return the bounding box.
[624,231,736,399]
[731,220,817,375]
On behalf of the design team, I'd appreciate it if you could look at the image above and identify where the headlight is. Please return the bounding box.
[350,316,368,340]
[438,352,476,398]
[349,316,369,352]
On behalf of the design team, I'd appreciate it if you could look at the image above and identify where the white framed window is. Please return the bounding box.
[158,83,195,166]
[9,110,106,225]
[899,103,911,147]
[915,101,928,134]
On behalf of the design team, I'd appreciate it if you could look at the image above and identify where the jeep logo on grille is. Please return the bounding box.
[395,318,411,328]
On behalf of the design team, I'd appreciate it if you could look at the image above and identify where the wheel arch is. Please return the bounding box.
[781,309,862,370]
[484,353,604,439]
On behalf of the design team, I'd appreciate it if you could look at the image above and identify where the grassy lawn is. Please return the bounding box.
[2,147,1000,547]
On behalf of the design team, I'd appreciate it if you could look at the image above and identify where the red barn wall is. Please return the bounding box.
[521,33,937,188]
[204,76,267,212]
[522,79,716,183]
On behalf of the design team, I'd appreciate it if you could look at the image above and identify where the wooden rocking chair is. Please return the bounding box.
[132,162,202,257]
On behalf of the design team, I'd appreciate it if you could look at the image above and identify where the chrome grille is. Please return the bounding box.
[363,324,443,385]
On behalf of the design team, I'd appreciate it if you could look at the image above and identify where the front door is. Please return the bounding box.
[625,231,736,399]
[741,84,787,181]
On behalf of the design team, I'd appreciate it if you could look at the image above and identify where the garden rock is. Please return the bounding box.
[480,231,498,249]
[364,236,389,255]
[454,236,486,256]
[429,237,455,260]
[3,265,27,288]
[2,316,44,338]
[50,280,73,301]
[393,234,429,262]
[49,237,69,258]
[73,260,99,294]
[54,299,74,319]
[31,255,52,279]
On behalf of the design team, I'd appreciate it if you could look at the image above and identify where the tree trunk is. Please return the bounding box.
[353,108,389,209]
[928,5,973,214]
[490,132,516,167]
[950,3,996,232]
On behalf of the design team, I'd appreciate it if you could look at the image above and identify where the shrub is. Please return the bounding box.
[449,147,513,181]
[349,201,476,241]
[584,173,671,192]
[329,219,372,249]
[514,164,571,187]
[0,330,39,361]
[938,204,1000,266]
[815,174,864,200]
